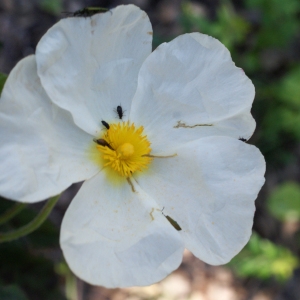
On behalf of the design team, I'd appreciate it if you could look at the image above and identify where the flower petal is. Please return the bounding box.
[0,56,99,202]
[130,33,255,153]
[135,136,265,264]
[60,171,184,288]
[36,5,153,135]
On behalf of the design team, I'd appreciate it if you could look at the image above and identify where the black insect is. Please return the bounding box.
[93,138,113,150]
[115,105,125,120]
[63,7,109,18]
[101,120,110,129]
[239,137,248,142]
[161,207,182,231]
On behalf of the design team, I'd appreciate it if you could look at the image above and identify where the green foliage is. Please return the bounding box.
[276,67,300,108]
[0,198,58,247]
[229,232,299,282]
[267,182,300,221]
[0,73,8,95]
[39,0,63,15]
[255,65,300,163]
[0,241,66,300]
[0,198,65,300]
[181,1,250,52]
[245,0,300,48]
[0,285,29,300]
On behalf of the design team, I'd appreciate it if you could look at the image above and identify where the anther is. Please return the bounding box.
[161,207,182,231]
[93,138,114,150]
[101,120,110,129]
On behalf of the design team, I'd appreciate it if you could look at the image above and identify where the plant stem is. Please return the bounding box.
[0,195,60,243]
[0,203,27,226]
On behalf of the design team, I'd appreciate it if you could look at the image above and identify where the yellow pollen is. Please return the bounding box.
[95,122,152,177]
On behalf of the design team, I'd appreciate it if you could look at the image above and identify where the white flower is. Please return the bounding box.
[0,5,265,288]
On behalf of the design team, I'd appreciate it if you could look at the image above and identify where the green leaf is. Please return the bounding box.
[0,242,66,300]
[0,73,8,94]
[180,2,250,52]
[276,66,300,107]
[39,0,63,15]
[267,181,300,221]
[245,0,300,48]
[228,232,299,282]
[0,285,29,300]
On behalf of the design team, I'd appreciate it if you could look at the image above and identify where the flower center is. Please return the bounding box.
[117,143,134,158]
[95,122,152,177]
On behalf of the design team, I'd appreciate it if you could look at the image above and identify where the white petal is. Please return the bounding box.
[130,33,255,153]
[36,5,153,135]
[135,137,265,265]
[60,171,184,288]
[0,56,99,203]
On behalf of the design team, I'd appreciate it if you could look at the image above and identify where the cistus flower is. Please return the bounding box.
[0,5,265,288]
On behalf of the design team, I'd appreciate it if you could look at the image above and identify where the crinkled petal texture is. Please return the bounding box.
[135,136,265,265]
[130,33,255,153]
[36,5,152,135]
[59,30,265,286]
[0,56,99,202]
[60,171,184,288]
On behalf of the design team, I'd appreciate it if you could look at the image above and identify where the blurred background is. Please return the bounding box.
[1,0,300,299]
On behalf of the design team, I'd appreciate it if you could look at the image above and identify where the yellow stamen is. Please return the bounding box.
[95,122,152,177]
